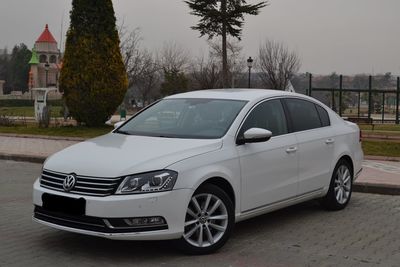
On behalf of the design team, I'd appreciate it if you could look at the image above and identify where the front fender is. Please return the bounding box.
[167,147,241,214]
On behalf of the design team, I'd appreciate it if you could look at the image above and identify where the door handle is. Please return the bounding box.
[286,147,298,153]
[325,138,335,145]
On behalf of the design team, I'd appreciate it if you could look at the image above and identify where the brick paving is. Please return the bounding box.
[1,160,400,266]
[357,160,400,189]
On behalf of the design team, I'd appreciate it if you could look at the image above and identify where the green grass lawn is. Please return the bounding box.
[0,125,112,139]
[0,106,63,117]
[358,123,400,138]
[362,140,400,157]
[358,124,400,132]
[362,130,400,137]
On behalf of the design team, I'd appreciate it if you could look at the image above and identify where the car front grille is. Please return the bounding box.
[40,169,122,197]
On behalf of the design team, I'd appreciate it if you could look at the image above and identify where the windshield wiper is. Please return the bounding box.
[114,129,131,135]
[155,135,174,138]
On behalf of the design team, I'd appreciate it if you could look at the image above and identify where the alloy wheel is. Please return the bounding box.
[183,193,228,248]
[334,165,352,204]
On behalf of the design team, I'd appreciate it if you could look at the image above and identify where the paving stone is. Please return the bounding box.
[1,160,400,266]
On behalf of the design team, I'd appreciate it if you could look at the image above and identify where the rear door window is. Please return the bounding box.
[284,98,322,132]
[315,104,331,127]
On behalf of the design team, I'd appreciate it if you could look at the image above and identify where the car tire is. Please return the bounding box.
[320,159,353,211]
[176,183,235,255]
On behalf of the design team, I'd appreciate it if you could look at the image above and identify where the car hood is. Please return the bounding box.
[44,133,223,177]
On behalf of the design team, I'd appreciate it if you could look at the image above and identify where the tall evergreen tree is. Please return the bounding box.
[161,69,189,96]
[60,0,128,126]
[0,48,9,90]
[0,44,31,93]
[185,0,267,88]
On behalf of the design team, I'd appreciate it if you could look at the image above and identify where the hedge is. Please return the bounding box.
[0,99,63,107]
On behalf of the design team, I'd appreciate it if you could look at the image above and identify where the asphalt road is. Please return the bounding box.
[1,160,400,267]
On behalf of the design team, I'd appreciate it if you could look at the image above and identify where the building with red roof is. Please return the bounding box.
[29,24,62,91]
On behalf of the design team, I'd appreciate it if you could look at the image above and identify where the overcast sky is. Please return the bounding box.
[1,0,399,75]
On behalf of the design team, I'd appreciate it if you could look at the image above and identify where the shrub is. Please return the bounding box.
[60,0,128,127]
[0,99,34,107]
[0,99,62,107]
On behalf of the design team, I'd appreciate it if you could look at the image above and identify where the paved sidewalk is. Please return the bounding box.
[0,135,77,163]
[0,135,399,194]
[354,160,400,195]
[2,160,399,266]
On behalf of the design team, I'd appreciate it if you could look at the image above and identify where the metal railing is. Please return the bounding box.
[306,74,400,124]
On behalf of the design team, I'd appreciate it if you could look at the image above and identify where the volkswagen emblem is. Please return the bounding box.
[63,174,77,192]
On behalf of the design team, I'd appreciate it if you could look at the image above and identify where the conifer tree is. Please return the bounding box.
[60,0,128,126]
[185,0,267,88]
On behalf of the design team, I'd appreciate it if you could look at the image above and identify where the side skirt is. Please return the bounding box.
[235,188,325,223]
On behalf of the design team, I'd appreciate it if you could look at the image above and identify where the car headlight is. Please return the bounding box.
[115,170,178,195]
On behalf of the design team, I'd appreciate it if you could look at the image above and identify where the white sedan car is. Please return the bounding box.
[33,89,363,254]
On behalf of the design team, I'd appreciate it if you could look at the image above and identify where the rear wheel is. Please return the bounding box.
[320,160,353,210]
[177,184,234,254]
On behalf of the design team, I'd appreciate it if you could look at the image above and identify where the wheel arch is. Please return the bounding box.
[337,154,354,176]
[197,177,236,209]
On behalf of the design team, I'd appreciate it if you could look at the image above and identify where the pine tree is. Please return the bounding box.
[161,70,189,96]
[185,0,267,88]
[4,44,31,92]
[60,0,128,126]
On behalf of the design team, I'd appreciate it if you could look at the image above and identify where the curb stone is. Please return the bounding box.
[353,182,400,196]
[0,153,46,164]
[364,155,400,162]
[0,133,86,142]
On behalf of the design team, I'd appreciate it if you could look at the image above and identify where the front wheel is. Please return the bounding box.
[320,159,353,211]
[177,184,235,254]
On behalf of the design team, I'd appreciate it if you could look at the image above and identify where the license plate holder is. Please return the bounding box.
[42,193,86,216]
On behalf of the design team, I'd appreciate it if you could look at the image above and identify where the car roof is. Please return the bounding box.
[165,89,300,102]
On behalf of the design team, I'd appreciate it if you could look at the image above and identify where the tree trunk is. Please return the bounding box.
[221,0,228,88]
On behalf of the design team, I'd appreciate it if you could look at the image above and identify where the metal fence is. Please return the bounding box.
[306,74,400,124]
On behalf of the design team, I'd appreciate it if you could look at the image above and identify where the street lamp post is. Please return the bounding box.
[247,57,253,88]
[44,62,50,88]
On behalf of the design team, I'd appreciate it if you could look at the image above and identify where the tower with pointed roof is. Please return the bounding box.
[29,24,62,91]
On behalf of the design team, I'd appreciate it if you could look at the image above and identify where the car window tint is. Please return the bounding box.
[315,104,330,127]
[240,99,288,137]
[285,98,322,132]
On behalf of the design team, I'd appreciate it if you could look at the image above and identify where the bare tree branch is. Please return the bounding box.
[207,38,246,88]
[257,40,301,90]
[119,24,160,105]
[190,55,221,90]
[157,42,190,73]
[134,51,161,105]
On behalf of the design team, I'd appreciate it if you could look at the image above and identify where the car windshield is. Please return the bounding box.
[117,98,247,139]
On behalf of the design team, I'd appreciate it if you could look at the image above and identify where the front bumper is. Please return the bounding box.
[33,178,193,240]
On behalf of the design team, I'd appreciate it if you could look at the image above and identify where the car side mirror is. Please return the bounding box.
[238,128,272,145]
[114,121,125,129]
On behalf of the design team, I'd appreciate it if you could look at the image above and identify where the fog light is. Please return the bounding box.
[123,216,165,226]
